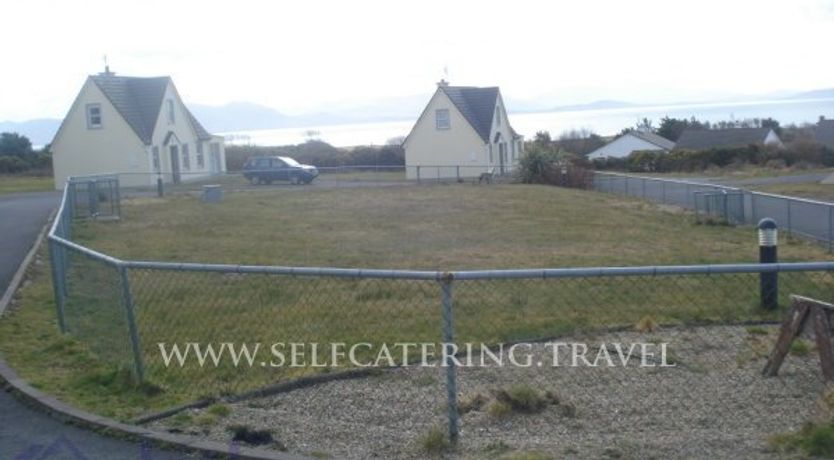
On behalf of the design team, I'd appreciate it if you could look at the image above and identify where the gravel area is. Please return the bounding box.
[146,325,827,459]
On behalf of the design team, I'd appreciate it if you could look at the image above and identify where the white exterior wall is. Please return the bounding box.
[588,134,666,159]
[487,93,520,174]
[403,89,488,180]
[149,83,223,184]
[764,130,784,147]
[51,79,149,189]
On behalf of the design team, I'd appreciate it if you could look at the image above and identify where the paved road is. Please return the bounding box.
[0,191,191,459]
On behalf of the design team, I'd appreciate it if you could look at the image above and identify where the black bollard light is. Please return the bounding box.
[758,218,778,310]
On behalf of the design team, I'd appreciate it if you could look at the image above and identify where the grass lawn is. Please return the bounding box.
[752,182,834,203]
[0,175,54,196]
[1,183,833,420]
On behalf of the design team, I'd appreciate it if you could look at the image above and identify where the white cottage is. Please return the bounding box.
[588,131,675,160]
[402,81,522,180]
[51,68,225,188]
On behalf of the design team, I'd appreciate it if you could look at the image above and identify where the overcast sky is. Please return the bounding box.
[2,0,833,121]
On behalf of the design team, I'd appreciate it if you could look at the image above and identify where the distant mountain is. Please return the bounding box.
[788,88,834,100]
[549,100,637,112]
[0,118,61,146]
[188,102,290,132]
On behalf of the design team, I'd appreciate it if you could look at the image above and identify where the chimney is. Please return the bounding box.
[437,79,449,88]
[821,115,826,124]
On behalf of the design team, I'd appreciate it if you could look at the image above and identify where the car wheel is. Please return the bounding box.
[290,175,301,185]
[249,176,260,185]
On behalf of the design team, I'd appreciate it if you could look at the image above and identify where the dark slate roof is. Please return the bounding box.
[90,74,212,144]
[630,131,675,150]
[815,119,834,149]
[674,127,774,150]
[439,86,499,143]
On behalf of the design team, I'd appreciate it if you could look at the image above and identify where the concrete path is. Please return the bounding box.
[0,191,190,459]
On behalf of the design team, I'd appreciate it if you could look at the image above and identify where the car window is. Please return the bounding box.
[278,156,301,167]
[255,158,270,168]
[271,158,286,167]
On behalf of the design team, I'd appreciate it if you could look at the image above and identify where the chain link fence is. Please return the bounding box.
[595,171,834,252]
[45,174,834,458]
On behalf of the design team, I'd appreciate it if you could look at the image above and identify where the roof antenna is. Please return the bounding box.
[102,54,113,76]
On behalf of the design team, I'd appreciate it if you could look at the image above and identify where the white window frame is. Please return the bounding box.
[181,143,190,170]
[435,109,450,130]
[166,99,175,124]
[86,103,102,129]
[152,146,160,172]
[196,142,205,168]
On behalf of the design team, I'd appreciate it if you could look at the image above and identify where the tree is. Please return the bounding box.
[0,132,33,157]
[533,130,552,147]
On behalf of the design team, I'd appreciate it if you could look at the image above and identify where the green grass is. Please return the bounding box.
[0,175,54,195]
[753,182,834,203]
[770,421,834,457]
[1,184,833,421]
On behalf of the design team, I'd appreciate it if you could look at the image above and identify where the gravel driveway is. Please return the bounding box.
[148,324,826,459]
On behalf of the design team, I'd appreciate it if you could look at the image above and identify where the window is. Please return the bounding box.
[152,146,160,172]
[495,106,501,126]
[196,142,205,168]
[489,144,493,163]
[166,99,175,124]
[435,109,450,130]
[86,104,102,129]
[181,143,190,170]
[510,140,516,160]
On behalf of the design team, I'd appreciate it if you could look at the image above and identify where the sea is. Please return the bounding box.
[221,97,834,148]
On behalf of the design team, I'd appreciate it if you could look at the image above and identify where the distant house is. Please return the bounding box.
[587,131,675,160]
[402,81,522,180]
[674,127,783,150]
[51,67,225,189]
[813,117,834,149]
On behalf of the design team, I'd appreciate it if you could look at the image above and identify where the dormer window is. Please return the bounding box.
[86,103,102,129]
[166,99,175,124]
[436,109,450,130]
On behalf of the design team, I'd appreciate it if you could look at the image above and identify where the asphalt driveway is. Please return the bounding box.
[0,191,192,459]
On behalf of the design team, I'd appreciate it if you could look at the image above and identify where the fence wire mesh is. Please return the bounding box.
[43,174,834,458]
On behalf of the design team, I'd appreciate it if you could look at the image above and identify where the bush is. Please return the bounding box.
[594,141,834,173]
[516,144,592,188]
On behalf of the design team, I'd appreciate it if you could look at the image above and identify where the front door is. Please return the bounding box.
[498,143,506,175]
[169,145,181,184]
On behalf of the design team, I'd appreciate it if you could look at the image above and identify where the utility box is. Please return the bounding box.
[201,185,222,203]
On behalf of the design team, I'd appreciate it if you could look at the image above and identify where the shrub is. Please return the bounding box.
[419,426,451,455]
[516,144,593,188]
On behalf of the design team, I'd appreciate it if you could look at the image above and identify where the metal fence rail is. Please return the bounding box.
[594,171,834,251]
[44,174,834,456]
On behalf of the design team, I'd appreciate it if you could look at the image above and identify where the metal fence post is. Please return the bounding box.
[48,240,67,333]
[118,265,145,382]
[828,206,834,254]
[456,166,460,182]
[417,166,421,184]
[786,199,792,239]
[661,181,666,203]
[642,178,647,199]
[440,273,459,445]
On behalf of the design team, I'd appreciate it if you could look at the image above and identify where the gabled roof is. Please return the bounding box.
[439,86,499,143]
[628,130,675,150]
[90,73,212,145]
[674,127,775,150]
[815,119,834,149]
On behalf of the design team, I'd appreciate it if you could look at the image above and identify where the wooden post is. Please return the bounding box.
[763,295,834,382]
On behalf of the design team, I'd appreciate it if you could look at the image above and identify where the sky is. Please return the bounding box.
[1,0,833,122]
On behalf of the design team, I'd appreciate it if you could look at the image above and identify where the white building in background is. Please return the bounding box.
[402,81,523,180]
[588,131,675,159]
[51,67,225,188]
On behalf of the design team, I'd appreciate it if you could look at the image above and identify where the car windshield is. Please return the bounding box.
[278,156,301,167]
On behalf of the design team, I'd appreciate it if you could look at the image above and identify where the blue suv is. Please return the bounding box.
[243,156,319,185]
